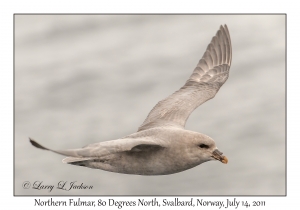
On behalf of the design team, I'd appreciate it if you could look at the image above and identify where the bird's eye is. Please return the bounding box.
[199,144,209,149]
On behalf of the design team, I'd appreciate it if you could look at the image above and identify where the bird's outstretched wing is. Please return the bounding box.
[138,25,232,131]
[29,137,165,162]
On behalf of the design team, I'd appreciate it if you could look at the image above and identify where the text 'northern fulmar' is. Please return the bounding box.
[30,25,232,175]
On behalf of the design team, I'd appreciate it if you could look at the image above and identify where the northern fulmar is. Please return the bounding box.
[30,25,232,175]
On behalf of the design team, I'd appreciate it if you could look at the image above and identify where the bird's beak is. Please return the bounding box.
[212,149,228,164]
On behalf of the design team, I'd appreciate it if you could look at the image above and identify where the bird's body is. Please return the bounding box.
[68,128,215,175]
[30,25,232,175]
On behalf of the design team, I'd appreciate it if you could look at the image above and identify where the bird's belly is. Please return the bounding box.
[87,149,200,175]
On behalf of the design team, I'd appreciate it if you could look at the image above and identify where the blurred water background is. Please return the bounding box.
[14,15,285,195]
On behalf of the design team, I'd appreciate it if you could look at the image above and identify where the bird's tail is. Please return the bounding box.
[62,156,94,164]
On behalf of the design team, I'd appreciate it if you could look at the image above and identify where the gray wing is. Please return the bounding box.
[30,137,164,160]
[138,25,232,131]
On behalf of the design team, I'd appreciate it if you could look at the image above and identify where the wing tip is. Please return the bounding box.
[219,24,232,65]
[29,137,49,150]
[220,24,229,32]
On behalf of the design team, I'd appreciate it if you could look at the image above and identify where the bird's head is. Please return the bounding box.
[190,134,228,164]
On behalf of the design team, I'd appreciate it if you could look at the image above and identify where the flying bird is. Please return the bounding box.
[30,25,232,175]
